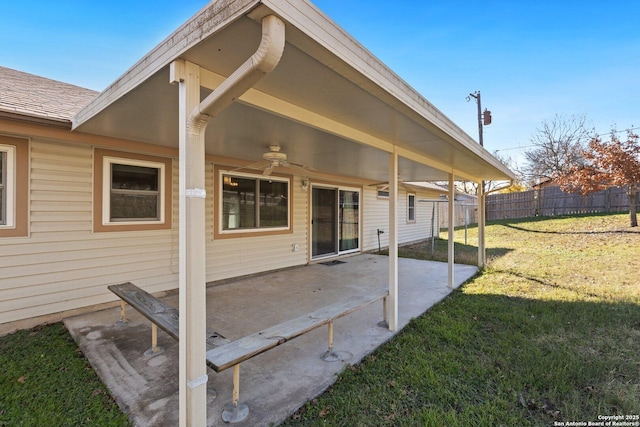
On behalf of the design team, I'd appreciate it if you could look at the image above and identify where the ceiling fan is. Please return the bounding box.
[232,145,312,176]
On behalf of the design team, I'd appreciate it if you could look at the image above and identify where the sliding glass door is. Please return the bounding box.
[311,186,360,258]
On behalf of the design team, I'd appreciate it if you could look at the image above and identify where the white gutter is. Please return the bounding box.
[177,14,285,426]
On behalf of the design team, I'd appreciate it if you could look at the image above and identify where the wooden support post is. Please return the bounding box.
[232,364,240,406]
[222,364,249,423]
[117,301,127,325]
[152,323,158,351]
[321,321,339,362]
[144,323,164,356]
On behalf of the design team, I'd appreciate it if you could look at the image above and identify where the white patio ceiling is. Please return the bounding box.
[73,0,514,183]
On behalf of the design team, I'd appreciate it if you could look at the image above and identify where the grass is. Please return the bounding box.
[0,323,130,426]
[284,213,640,426]
[0,213,638,426]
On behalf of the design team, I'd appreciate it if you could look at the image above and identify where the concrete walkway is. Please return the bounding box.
[64,255,477,426]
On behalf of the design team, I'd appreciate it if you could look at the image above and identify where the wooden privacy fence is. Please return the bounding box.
[486,186,639,220]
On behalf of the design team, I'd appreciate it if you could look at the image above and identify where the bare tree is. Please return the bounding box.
[452,151,520,196]
[524,114,593,183]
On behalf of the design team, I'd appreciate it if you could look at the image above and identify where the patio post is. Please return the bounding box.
[175,60,208,427]
[477,181,486,267]
[172,16,285,425]
[388,148,398,331]
[448,173,455,288]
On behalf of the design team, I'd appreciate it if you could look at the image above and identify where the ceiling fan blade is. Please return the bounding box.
[263,164,274,176]
[227,160,269,173]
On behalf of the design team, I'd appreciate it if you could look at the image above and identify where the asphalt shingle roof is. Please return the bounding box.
[0,66,98,124]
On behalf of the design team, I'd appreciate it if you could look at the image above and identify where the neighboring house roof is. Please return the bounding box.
[402,181,449,194]
[0,66,97,127]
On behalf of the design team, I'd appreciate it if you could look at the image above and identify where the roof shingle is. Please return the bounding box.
[0,66,98,123]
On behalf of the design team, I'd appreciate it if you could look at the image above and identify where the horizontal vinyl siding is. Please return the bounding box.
[1,134,443,327]
[0,139,179,325]
[362,187,439,252]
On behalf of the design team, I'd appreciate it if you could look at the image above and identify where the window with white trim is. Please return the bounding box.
[376,185,389,199]
[407,193,416,222]
[220,171,290,233]
[0,145,16,228]
[103,156,165,224]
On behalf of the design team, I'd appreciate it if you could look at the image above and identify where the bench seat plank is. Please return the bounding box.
[206,291,388,372]
[108,282,229,350]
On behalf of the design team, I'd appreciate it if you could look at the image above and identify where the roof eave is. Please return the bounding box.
[72,0,261,130]
[0,111,72,129]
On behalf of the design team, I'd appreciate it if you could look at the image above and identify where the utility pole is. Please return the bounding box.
[466,91,492,268]
[466,91,491,146]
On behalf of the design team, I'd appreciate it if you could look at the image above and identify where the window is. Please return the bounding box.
[0,145,15,227]
[407,193,416,222]
[94,149,172,232]
[218,169,290,236]
[0,135,28,238]
[107,160,162,222]
[377,185,389,199]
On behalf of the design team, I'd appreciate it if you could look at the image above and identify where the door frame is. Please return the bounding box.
[309,183,362,260]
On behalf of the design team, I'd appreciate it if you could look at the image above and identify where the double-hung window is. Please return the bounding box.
[94,149,172,232]
[407,193,416,222]
[0,135,28,238]
[0,145,15,228]
[218,169,290,236]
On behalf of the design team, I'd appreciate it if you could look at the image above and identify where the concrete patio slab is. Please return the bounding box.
[64,255,477,426]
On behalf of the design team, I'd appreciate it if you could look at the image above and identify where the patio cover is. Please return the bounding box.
[73,0,513,183]
[71,1,514,425]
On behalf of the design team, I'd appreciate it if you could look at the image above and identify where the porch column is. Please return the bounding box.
[388,148,398,331]
[448,173,455,288]
[477,181,486,267]
[176,61,208,427]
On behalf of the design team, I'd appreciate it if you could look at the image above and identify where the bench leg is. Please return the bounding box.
[115,301,128,327]
[377,296,389,328]
[144,323,165,356]
[321,321,340,362]
[222,365,249,423]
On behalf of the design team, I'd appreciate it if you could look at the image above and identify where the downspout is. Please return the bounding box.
[189,14,286,124]
[178,14,285,427]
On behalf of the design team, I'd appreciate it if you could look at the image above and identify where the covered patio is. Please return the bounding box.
[65,255,478,426]
[67,1,514,425]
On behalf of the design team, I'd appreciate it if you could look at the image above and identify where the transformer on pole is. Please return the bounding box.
[466,91,491,146]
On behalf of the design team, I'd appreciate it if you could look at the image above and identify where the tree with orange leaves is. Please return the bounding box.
[555,130,640,227]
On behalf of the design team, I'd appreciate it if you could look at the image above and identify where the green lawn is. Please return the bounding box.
[285,214,640,426]
[1,213,638,426]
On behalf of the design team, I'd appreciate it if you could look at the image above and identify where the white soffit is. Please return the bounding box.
[73,0,514,183]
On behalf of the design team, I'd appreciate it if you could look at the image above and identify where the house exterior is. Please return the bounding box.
[1,0,514,423]
[0,68,446,329]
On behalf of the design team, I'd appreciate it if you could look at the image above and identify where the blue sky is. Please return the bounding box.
[2,1,639,166]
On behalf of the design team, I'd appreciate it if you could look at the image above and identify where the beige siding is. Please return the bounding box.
[0,142,311,326]
[1,135,440,328]
[362,186,440,252]
[0,139,179,325]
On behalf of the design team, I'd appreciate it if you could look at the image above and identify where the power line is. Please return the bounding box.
[494,125,640,153]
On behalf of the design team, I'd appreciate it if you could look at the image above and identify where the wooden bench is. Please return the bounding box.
[109,282,388,423]
[205,291,388,422]
[108,282,229,356]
